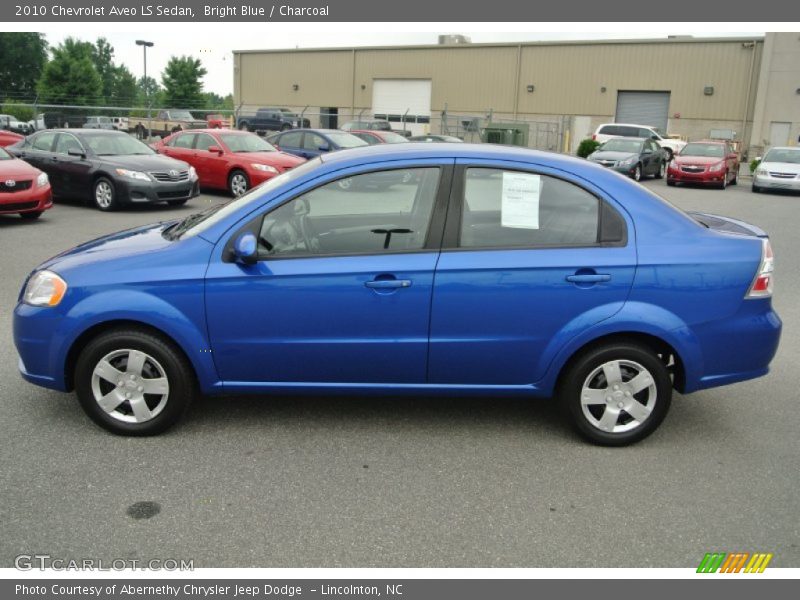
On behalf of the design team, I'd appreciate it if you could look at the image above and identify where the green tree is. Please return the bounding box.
[109,65,138,107]
[91,37,116,103]
[37,38,102,106]
[0,33,48,101]
[161,56,207,108]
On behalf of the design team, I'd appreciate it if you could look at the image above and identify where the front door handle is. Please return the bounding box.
[365,279,412,289]
[566,273,611,283]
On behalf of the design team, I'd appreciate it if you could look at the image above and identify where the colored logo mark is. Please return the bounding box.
[697,552,773,573]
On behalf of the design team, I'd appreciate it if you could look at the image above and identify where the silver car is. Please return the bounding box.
[753,147,800,193]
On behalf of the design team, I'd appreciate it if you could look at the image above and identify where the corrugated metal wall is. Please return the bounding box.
[234,39,763,121]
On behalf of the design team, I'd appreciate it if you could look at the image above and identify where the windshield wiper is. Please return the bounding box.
[163,204,224,240]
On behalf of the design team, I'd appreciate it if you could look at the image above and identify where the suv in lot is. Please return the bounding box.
[593,123,686,160]
[236,108,310,133]
[83,116,114,130]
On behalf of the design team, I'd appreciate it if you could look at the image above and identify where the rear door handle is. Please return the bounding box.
[566,273,611,283]
[365,279,412,289]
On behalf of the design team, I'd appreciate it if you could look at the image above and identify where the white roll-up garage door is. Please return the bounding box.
[615,91,670,133]
[372,79,432,136]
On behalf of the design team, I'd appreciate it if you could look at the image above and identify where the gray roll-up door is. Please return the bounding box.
[615,91,670,132]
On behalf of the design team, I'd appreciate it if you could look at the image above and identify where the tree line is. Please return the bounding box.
[0,33,232,121]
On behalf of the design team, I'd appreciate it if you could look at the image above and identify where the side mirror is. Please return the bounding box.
[207,145,223,155]
[67,147,85,158]
[318,144,330,152]
[233,232,258,265]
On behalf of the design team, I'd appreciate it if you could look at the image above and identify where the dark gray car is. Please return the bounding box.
[588,137,666,181]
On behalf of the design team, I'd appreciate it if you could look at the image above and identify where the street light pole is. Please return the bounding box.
[136,40,154,139]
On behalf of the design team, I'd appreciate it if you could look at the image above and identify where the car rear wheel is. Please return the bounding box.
[238,122,250,132]
[663,148,674,162]
[558,342,672,446]
[228,170,250,197]
[93,177,117,211]
[74,328,196,436]
[19,211,43,220]
[632,164,642,182]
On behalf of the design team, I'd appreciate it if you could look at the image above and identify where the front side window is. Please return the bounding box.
[459,168,601,248]
[257,168,440,257]
[55,134,83,155]
[303,133,327,151]
[195,133,217,151]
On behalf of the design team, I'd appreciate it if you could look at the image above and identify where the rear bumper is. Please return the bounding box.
[0,184,52,214]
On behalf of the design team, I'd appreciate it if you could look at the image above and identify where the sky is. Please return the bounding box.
[38,28,765,97]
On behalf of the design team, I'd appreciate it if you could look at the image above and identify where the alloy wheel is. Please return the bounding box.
[95,181,113,208]
[230,173,248,197]
[580,359,657,434]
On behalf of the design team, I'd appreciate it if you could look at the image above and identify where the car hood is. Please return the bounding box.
[590,151,638,161]
[760,161,800,175]
[235,151,306,168]
[0,157,41,179]
[674,155,724,165]
[97,154,189,171]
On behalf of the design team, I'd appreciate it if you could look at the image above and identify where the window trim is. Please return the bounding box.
[222,164,454,263]
[54,132,86,156]
[441,164,628,252]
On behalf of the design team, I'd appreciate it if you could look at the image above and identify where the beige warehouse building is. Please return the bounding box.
[234,33,800,156]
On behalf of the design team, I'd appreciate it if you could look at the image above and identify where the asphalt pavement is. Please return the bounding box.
[1,178,798,568]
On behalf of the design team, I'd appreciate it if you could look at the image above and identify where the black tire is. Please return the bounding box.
[167,199,189,207]
[228,169,250,197]
[558,341,673,446]
[752,183,762,193]
[20,211,43,220]
[93,177,118,211]
[632,164,642,182]
[731,170,738,185]
[663,148,674,162]
[719,174,727,190]
[667,180,676,187]
[654,161,665,179]
[74,328,196,436]
[281,123,292,131]
[238,121,250,132]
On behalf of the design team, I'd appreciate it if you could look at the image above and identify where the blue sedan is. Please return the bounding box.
[266,128,367,159]
[13,144,781,444]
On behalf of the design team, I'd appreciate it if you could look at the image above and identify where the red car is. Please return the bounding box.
[0,146,52,219]
[206,114,229,129]
[0,130,25,148]
[152,129,306,196]
[349,130,410,145]
[667,140,740,189]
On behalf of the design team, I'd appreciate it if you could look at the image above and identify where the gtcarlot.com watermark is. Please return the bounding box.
[15,554,194,571]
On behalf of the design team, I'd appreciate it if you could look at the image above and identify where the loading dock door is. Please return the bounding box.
[372,79,432,136]
[615,91,670,133]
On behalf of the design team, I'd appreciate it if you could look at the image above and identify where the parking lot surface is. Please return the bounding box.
[1,180,798,568]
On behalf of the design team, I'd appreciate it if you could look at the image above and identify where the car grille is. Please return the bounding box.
[681,165,706,173]
[156,189,191,200]
[0,180,33,193]
[768,172,798,179]
[0,200,38,211]
[150,170,189,182]
[597,160,617,167]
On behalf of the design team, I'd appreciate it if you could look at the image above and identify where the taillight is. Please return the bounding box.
[746,238,774,298]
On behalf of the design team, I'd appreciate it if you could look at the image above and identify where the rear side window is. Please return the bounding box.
[171,134,194,149]
[459,168,601,248]
[31,132,56,151]
[278,132,303,147]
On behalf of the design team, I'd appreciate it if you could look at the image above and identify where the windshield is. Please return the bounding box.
[326,132,369,149]
[173,157,323,240]
[680,143,725,158]
[380,132,410,144]
[220,133,277,153]
[763,148,800,164]
[82,133,154,156]
[600,139,643,153]
[169,111,195,120]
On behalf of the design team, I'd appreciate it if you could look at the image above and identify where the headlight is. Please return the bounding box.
[188,166,198,180]
[23,270,67,307]
[756,167,768,176]
[36,172,48,187]
[115,169,151,181]
[709,161,725,173]
[252,163,279,174]
[621,156,636,165]
[669,160,679,169]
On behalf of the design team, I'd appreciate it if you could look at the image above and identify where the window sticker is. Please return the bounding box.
[501,172,541,229]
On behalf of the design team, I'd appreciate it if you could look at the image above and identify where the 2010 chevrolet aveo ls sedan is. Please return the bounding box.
[13,144,782,445]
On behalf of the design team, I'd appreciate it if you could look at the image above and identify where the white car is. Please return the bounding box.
[752,147,800,193]
[593,123,686,160]
[110,116,130,131]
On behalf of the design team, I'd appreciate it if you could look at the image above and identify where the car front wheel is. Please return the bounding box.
[93,177,117,211]
[228,170,250,197]
[74,328,195,436]
[655,162,665,179]
[559,342,672,446]
[632,164,642,182]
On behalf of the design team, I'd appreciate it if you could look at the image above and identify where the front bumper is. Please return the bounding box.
[116,177,200,204]
[0,183,53,214]
[753,174,800,192]
[589,159,638,177]
[667,167,726,185]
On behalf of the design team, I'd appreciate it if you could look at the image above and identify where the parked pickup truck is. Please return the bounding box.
[236,108,310,133]
[131,109,207,139]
